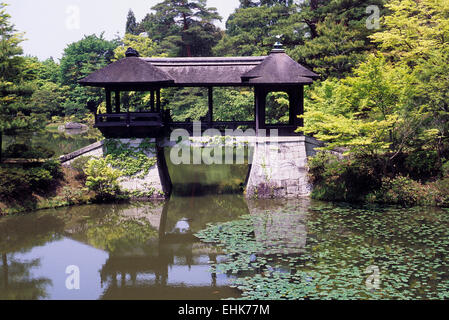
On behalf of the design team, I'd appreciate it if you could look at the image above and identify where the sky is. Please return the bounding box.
[6,0,240,61]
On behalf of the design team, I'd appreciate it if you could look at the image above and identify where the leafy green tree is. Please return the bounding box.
[164,87,208,121]
[30,82,69,117]
[0,3,23,81]
[0,3,44,161]
[213,88,254,121]
[303,54,413,155]
[138,0,222,57]
[369,0,449,162]
[113,34,162,60]
[59,34,118,119]
[38,58,60,84]
[59,33,118,86]
[240,0,294,7]
[370,0,449,64]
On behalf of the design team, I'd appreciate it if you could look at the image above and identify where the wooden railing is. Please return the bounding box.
[94,112,300,136]
[95,112,163,128]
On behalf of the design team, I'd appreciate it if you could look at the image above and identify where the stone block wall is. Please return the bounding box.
[245,136,322,199]
[61,138,171,199]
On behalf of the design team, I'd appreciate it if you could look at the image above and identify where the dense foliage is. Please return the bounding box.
[305,0,449,206]
[0,3,45,161]
[0,160,62,202]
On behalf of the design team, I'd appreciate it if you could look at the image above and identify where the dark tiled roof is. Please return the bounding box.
[241,49,319,84]
[79,57,174,87]
[79,50,319,87]
[143,56,264,84]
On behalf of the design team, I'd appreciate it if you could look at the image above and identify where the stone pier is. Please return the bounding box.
[61,135,321,200]
[245,136,322,199]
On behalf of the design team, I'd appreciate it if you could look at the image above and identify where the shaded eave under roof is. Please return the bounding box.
[79,51,319,88]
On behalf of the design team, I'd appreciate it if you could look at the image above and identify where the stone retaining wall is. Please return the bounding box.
[60,139,170,199]
[60,135,321,200]
[245,136,323,199]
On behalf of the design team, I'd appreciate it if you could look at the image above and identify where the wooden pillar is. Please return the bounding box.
[156,88,161,112]
[288,86,304,127]
[208,87,213,125]
[150,90,155,112]
[299,85,304,128]
[106,89,112,114]
[255,86,266,134]
[115,91,120,113]
[288,87,297,125]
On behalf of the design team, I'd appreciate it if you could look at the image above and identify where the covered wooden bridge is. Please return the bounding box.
[79,44,319,138]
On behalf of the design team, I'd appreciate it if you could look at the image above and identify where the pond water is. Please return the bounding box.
[2,128,102,158]
[1,195,449,300]
[164,148,251,196]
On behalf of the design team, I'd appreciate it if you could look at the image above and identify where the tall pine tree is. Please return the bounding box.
[137,0,222,57]
[125,9,138,35]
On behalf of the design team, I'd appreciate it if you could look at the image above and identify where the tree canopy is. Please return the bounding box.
[137,0,222,57]
[0,3,45,160]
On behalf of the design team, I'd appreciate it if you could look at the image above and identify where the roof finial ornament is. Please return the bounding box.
[272,35,285,53]
[125,47,140,57]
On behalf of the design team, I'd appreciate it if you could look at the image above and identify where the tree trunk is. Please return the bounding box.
[0,130,2,163]
[2,253,8,289]
[308,0,319,39]
[182,12,192,57]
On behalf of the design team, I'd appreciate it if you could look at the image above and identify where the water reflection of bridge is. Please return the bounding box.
[0,195,311,300]
[95,196,310,299]
[96,196,246,300]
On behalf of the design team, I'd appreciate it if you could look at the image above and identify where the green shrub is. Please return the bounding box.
[308,152,381,202]
[442,160,449,177]
[0,160,63,201]
[85,156,122,201]
[0,168,32,199]
[433,178,449,207]
[405,150,439,180]
[70,156,92,180]
[27,167,53,189]
[373,175,429,206]
[41,160,63,179]
[308,152,348,201]
[60,186,87,205]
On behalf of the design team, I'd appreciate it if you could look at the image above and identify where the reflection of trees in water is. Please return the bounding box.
[0,213,64,300]
[86,212,160,254]
[96,196,248,300]
[164,195,250,233]
[3,128,101,157]
[165,148,251,196]
[0,196,251,300]
[0,213,65,255]
[0,253,52,300]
